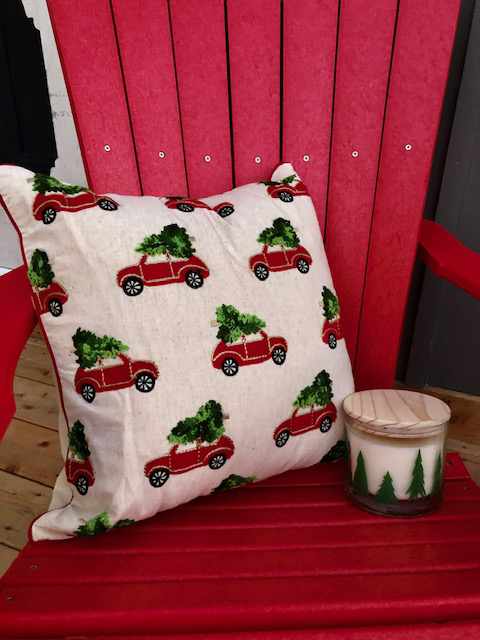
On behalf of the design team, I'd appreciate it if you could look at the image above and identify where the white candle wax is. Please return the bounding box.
[347,422,444,500]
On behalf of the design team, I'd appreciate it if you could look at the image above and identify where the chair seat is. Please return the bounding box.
[1,453,480,638]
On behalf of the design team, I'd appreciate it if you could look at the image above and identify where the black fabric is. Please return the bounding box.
[0,0,56,174]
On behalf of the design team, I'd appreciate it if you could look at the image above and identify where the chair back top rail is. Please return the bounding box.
[46,0,460,389]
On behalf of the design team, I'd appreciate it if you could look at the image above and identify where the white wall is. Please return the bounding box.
[0,0,86,271]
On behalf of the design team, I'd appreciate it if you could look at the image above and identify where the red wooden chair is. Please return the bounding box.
[2,1,480,636]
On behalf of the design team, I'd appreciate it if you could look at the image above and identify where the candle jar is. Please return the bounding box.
[343,390,450,516]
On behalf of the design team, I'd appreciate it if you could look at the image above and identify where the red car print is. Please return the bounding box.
[322,318,343,350]
[267,181,308,203]
[249,244,312,281]
[74,353,159,403]
[117,254,210,296]
[31,282,68,317]
[164,196,235,218]
[274,403,338,447]
[33,191,118,224]
[145,435,235,487]
[66,456,95,495]
[212,330,288,376]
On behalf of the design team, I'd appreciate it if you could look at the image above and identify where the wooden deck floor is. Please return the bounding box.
[1,329,479,578]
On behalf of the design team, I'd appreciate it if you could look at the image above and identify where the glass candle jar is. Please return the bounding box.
[343,390,450,516]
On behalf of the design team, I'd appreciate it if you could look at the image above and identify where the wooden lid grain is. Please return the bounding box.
[343,389,450,438]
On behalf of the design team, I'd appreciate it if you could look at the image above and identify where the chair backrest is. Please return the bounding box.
[46,0,460,390]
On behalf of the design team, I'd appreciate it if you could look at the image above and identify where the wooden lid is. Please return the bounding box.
[343,389,450,438]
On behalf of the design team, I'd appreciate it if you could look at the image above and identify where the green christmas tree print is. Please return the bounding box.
[75,512,135,536]
[135,223,194,260]
[75,512,111,536]
[257,217,300,249]
[352,451,369,496]
[213,474,256,492]
[32,173,88,195]
[215,304,266,344]
[375,471,397,504]
[68,420,90,461]
[407,450,426,499]
[293,370,333,409]
[432,451,443,495]
[168,400,225,447]
[262,174,298,187]
[322,286,340,321]
[28,249,55,289]
[73,328,128,369]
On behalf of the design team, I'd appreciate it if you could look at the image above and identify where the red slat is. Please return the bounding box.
[14,513,480,557]
[111,0,187,195]
[79,622,480,640]
[46,0,140,194]
[227,0,281,185]
[0,265,36,439]
[419,220,480,301]
[169,0,232,196]
[283,0,338,231]
[355,0,461,388]
[325,0,397,361]
[2,570,480,637]
[8,540,480,585]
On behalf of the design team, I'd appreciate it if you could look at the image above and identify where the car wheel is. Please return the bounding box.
[271,346,287,365]
[135,373,156,393]
[209,453,227,470]
[81,384,96,403]
[48,299,63,317]
[222,357,239,376]
[320,416,333,433]
[149,468,170,487]
[75,475,89,496]
[278,191,294,203]
[328,333,337,349]
[254,263,269,281]
[217,205,234,218]
[42,208,57,224]
[275,430,290,448]
[177,203,194,212]
[122,276,144,297]
[296,258,310,274]
[185,270,204,289]
[98,198,118,211]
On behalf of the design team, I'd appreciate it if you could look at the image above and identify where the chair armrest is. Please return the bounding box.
[0,266,36,439]
[418,220,480,300]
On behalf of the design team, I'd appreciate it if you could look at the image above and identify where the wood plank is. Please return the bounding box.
[47,0,140,194]
[0,544,18,579]
[13,377,58,430]
[0,470,51,549]
[283,0,338,231]
[355,0,461,389]
[227,0,280,185]
[169,0,232,196]
[325,0,397,360]
[0,419,62,487]
[14,338,54,386]
[111,0,187,196]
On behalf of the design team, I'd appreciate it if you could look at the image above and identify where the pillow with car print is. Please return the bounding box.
[0,162,353,540]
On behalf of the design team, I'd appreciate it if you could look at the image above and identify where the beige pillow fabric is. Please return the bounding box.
[0,163,354,541]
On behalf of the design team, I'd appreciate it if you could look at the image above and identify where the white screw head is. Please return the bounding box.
[405,144,412,151]
[204,154,211,163]
[158,151,166,158]
[104,144,111,152]
[303,154,310,162]
[352,150,359,158]
[254,156,262,164]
